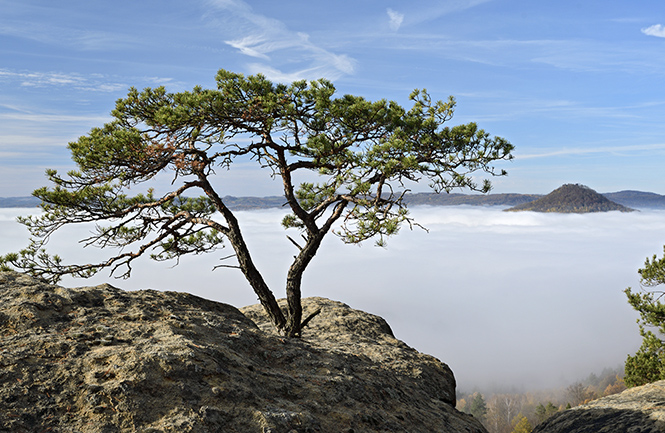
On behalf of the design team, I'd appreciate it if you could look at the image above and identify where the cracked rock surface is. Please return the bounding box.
[0,271,485,433]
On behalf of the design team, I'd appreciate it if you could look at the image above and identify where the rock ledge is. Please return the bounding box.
[0,271,484,433]
[534,380,665,433]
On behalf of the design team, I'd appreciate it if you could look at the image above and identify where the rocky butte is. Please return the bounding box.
[0,271,485,433]
[505,183,635,213]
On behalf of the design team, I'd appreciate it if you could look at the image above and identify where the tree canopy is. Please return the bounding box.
[625,246,665,386]
[1,69,514,337]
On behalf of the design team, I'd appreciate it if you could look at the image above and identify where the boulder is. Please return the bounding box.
[0,271,485,433]
[534,380,665,433]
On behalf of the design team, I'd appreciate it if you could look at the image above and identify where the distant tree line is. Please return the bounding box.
[457,368,626,433]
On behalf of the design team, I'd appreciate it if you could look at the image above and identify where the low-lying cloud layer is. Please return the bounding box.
[2,206,663,391]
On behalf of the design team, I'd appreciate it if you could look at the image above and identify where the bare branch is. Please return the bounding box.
[286,235,304,251]
[213,264,241,270]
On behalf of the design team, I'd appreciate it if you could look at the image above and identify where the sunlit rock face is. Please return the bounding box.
[534,381,665,433]
[0,271,485,433]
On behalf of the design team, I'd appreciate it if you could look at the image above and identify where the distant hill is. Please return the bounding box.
[602,190,665,209]
[0,196,287,210]
[220,196,286,210]
[3,189,665,210]
[402,192,540,207]
[0,197,41,208]
[505,184,635,213]
[0,193,542,209]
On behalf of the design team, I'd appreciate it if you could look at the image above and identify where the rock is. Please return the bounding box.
[0,271,485,433]
[533,380,665,433]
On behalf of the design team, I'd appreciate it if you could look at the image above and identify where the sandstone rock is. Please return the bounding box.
[0,271,485,433]
[534,380,665,433]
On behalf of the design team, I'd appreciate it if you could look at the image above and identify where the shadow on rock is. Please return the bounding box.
[534,408,663,433]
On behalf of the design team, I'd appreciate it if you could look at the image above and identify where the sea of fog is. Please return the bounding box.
[2,205,663,392]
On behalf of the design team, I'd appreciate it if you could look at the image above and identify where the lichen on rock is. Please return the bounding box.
[0,271,485,433]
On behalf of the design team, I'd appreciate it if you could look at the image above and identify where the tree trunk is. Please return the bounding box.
[283,232,326,337]
[226,222,287,333]
[284,277,303,338]
[204,183,287,333]
[282,201,349,337]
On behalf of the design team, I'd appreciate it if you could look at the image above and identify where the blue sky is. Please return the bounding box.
[2,0,665,196]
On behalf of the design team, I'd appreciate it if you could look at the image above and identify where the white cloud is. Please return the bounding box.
[77,83,126,93]
[387,8,404,31]
[244,64,328,84]
[225,35,273,59]
[0,70,82,88]
[206,0,355,81]
[401,0,493,27]
[142,77,176,85]
[0,69,179,94]
[21,72,84,87]
[0,69,126,92]
[642,24,665,38]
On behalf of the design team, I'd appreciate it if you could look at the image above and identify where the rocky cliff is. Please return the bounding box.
[534,380,665,433]
[0,271,485,433]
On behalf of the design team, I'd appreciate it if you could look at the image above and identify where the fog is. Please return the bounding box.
[2,206,663,392]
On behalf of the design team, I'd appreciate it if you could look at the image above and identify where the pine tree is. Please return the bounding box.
[469,392,488,422]
[0,69,513,338]
[625,246,665,385]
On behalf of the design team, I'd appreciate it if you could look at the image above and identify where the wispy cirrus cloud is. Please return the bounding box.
[0,69,82,87]
[0,112,110,125]
[225,35,274,60]
[0,21,136,51]
[518,143,665,160]
[380,34,665,76]
[642,24,665,38]
[0,69,125,92]
[397,0,493,27]
[204,0,355,81]
[387,9,405,31]
[0,69,175,93]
